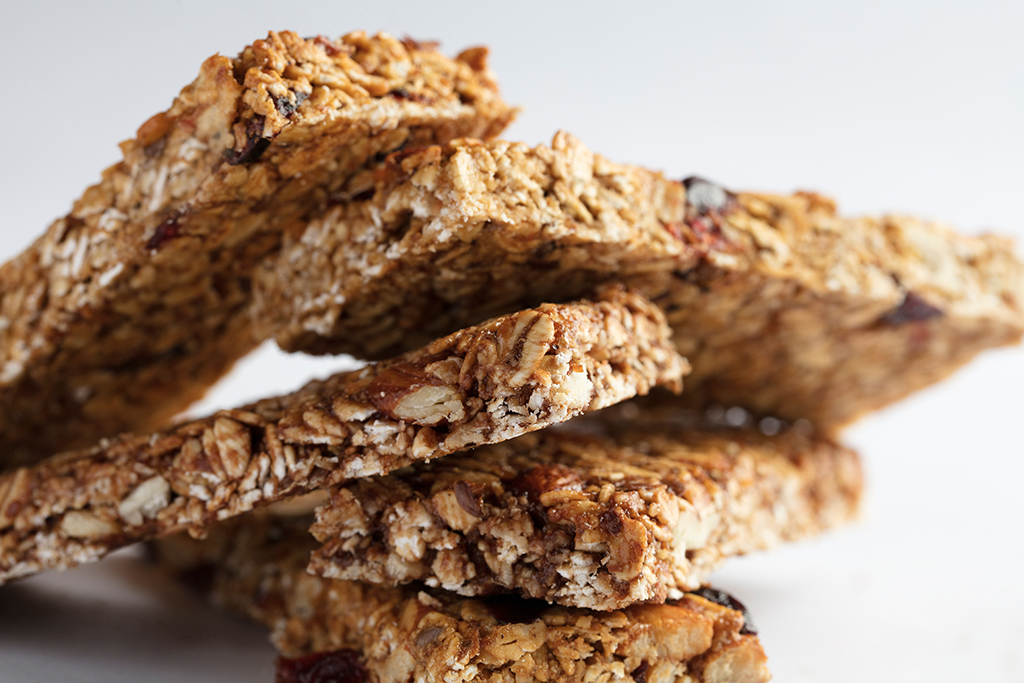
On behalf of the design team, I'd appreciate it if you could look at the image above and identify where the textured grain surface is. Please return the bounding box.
[0,31,514,467]
[0,290,684,584]
[152,513,772,683]
[254,132,1024,429]
[308,422,861,610]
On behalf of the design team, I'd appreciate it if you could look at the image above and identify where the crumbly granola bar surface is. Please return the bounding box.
[0,31,514,467]
[253,132,1024,429]
[307,422,861,610]
[152,514,772,683]
[0,290,685,584]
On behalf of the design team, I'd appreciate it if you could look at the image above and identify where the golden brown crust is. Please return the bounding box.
[307,423,861,610]
[151,514,772,683]
[0,31,515,467]
[253,132,1024,429]
[0,290,686,584]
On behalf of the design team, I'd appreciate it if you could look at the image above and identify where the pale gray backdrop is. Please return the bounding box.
[1,1,1022,681]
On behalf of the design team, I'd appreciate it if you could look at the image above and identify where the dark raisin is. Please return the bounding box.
[352,187,375,202]
[631,661,650,683]
[682,176,735,214]
[599,509,624,535]
[145,213,182,251]
[690,587,758,635]
[274,96,297,118]
[881,291,944,325]
[453,480,483,518]
[389,87,427,103]
[480,595,550,625]
[275,649,366,683]
[224,116,271,165]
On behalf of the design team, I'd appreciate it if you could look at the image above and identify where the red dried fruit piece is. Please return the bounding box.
[682,176,736,214]
[145,213,183,251]
[275,649,366,683]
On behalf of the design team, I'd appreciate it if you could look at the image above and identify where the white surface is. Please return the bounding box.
[1,1,1023,681]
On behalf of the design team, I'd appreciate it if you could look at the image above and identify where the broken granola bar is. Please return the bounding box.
[0,290,685,584]
[307,422,862,610]
[0,31,514,467]
[152,513,772,683]
[253,132,1024,429]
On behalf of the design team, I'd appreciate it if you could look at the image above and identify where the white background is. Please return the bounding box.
[1,1,1022,681]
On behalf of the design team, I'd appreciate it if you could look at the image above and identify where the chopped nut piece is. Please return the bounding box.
[254,132,1024,429]
[309,420,861,610]
[60,511,119,539]
[385,384,465,424]
[151,514,771,683]
[0,290,686,584]
[0,30,515,468]
[118,477,172,526]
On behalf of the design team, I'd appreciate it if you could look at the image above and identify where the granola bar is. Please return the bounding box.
[0,31,514,467]
[253,132,1024,429]
[0,290,685,584]
[307,422,861,611]
[152,514,772,683]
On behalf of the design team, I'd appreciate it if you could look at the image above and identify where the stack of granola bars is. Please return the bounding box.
[1,31,1022,682]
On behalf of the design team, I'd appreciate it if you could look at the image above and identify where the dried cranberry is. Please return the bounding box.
[275,649,366,683]
[881,291,944,325]
[676,177,737,252]
[145,213,182,251]
[691,587,758,635]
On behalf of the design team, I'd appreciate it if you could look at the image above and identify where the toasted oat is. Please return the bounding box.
[0,31,514,467]
[151,513,772,683]
[253,132,1024,429]
[0,290,686,584]
[307,422,861,610]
